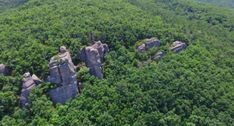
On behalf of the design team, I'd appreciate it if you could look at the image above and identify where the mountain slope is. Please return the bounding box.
[196,0,234,8]
[0,0,26,12]
[0,0,233,125]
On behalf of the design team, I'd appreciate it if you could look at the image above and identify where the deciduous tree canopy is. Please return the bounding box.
[0,0,233,125]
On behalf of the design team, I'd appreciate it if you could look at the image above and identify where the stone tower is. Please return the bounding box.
[80,41,109,79]
[48,46,79,104]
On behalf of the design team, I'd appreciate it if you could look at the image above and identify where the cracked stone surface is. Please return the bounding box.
[20,72,41,107]
[153,51,165,60]
[170,41,187,53]
[80,41,109,79]
[48,46,78,104]
[137,37,160,52]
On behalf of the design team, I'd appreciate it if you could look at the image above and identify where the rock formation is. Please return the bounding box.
[153,51,165,60]
[137,37,160,52]
[0,64,10,76]
[20,72,41,107]
[170,41,187,53]
[80,41,109,79]
[48,46,79,104]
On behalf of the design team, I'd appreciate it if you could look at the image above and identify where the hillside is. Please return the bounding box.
[0,0,233,125]
[0,0,26,12]
[197,0,234,8]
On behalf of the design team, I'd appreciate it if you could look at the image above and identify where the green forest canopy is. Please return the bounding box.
[0,0,26,12]
[0,0,233,125]
[197,0,234,8]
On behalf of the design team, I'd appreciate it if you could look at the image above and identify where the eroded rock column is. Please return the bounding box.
[20,72,41,107]
[48,46,78,104]
[80,41,109,79]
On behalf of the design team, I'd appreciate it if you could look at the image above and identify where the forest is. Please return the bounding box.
[0,0,26,12]
[197,0,234,8]
[0,0,233,125]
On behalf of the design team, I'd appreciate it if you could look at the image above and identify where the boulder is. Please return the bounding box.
[20,72,41,107]
[170,41,187,53]
[137,37,160,52]
[80,41,109,79]
[0,64,10,76]
[137,44,146,52]
[153,51,165,60]
[32,74,42,84]
[48,46,78,104]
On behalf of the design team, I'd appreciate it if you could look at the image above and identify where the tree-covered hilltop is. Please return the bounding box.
[196,0,234,8]
[0,0,26,12]
[0,0,233,125]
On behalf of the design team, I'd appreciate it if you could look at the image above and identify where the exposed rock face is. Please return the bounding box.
[20,72,41,107]
[32,74,42,84]
[48,46,76,86]
[80,41,109,79]
[48,84,78,104]
[170,41,187,53]
[153,51,165,60]
[48,46,78,104]
[137,37,160,52]
[0,64,10,76]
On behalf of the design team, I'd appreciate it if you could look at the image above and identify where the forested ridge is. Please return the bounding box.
[0,0,233,125]
[0,0,26,12]
[197,0,234,8]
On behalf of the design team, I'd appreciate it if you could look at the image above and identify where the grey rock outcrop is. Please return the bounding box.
[48,84,78,104]
[153,51,165,60]
[0,64,10,76]
[80,41,109,79]
[48,46,78,104]
[20,72,41,107]
[32,74,42,84]
[170,41,187,53]
[137,37,160,52]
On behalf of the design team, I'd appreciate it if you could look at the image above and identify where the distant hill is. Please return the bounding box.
[0,0,26,12]
[196,0,234,8]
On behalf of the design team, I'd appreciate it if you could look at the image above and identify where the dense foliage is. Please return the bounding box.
[0,0,233,125]
[0,0,26,12]
[197,0,234,8]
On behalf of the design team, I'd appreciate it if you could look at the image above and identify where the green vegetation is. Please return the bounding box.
[0,0,233,125]
[0,0,26,12]
[197,0,234,8]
